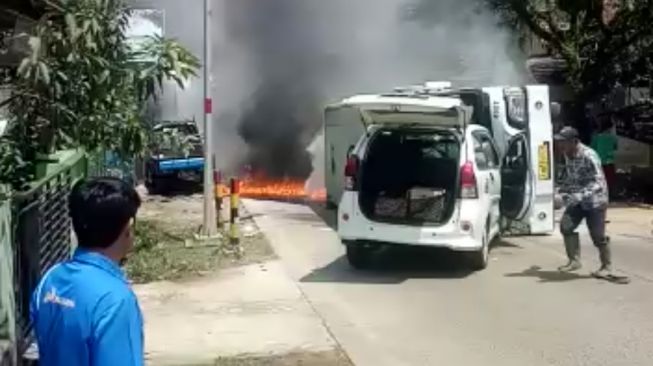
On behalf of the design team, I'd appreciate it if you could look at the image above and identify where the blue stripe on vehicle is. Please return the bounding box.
[158,158,205,172]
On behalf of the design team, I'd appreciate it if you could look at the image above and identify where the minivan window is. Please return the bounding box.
[473,134,490,170]
[419,139,459,160]
[482,139,500,168]
[473,131,499,170]
[383,130,459,160]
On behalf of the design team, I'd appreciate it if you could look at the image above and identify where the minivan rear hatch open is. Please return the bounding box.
[339,94,472,129]
[357,127,461,226]
[333,94,472,226]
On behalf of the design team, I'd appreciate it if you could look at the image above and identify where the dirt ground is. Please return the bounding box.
[129,190,352,365]
[127,190,276,283]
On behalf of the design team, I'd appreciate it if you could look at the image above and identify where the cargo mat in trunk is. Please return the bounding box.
[374,188,448,222]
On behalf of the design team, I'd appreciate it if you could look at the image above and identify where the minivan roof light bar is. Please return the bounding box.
[424,81,453,90]
[393,85,427,93]
[391,81,455,98]
[380,91,430,99]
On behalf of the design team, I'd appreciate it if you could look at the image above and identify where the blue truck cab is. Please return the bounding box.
[145,120,205,193]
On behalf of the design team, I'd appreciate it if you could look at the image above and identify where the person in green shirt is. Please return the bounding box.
[591,119,618,199]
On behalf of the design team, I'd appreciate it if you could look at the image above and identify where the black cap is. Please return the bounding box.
[554,126,579,141]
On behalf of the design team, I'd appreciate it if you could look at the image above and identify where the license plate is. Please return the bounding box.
[178,171,199,181]
[538,142,551,181]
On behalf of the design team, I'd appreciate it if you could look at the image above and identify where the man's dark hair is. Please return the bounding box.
[69,177,141,249]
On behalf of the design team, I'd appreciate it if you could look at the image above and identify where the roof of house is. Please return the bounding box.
[526,56,568,85]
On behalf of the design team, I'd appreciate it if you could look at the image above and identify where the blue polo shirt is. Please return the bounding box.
[30,249,144,366]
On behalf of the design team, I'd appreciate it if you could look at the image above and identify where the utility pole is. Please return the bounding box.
[200,0,218,237]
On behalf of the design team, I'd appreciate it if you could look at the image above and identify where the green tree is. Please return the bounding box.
[0,0,199,189]
[484,0,653,139]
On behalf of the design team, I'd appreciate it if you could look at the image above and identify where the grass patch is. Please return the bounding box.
[126,219,275,284]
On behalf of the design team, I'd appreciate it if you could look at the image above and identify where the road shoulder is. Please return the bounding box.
[133,194,348,365]
[136,260,343,365]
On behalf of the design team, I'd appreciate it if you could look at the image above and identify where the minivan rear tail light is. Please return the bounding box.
[344,155,360,191]
[460,161,478,199]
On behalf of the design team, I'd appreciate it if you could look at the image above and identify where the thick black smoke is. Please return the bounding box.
[221,0,333,179]
[213,0,524,181]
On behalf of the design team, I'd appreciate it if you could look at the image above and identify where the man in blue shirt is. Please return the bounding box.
[31,177,144,366]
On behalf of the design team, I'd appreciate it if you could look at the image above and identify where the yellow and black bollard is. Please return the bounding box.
[213,167,223,228]
[229,178,240,245]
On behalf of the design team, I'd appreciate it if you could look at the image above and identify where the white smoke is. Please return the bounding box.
[304,128,326,194]
[210,0,524,182]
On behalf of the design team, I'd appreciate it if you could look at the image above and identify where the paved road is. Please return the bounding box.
[244,199,653,366]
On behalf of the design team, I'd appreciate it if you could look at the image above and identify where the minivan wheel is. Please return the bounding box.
[346,242,373,269]
[468,234,489,271]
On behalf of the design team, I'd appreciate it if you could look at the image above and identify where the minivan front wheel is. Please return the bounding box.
[346,242,374,269]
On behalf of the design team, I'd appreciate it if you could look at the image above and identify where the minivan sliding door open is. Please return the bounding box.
[500,133,533,221]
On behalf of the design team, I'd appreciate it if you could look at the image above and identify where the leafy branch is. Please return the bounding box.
[483,0,653,138]
[0,0,199,190]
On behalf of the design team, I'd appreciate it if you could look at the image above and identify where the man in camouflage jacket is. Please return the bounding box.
[555,126,613,278]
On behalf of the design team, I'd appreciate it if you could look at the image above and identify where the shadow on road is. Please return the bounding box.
[299,202,525,284]
[301,246,474,284]
[505,265,593,283]
[306,202,338,230]
[492,239,522,249]
[150,180,202,197]
[279,212,330,225]
[251,200,529,284]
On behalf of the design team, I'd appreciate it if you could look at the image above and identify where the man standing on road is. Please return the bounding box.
[31,177,144,366]
[555,126,613,279]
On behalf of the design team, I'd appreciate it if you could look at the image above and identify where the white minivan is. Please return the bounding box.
[326,84,555,270]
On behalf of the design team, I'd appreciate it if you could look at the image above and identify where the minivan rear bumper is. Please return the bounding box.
[338,192,483,251]
[341,233,481,251]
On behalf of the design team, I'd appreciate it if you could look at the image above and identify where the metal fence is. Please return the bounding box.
[87,150,137,185]
[0,185,16,366]
[0,148,138,364]
[10,150,86,359]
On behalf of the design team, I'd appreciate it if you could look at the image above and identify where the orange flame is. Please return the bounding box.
[216,178,326,202]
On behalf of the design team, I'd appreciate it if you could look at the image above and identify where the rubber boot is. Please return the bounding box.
[559,233,582,272]
[592,244,613,279]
